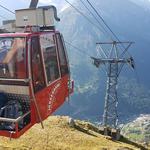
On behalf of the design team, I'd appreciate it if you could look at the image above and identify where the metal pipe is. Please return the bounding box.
[29,0,39,8]
[0,78,30,83]
[0,111,30,123]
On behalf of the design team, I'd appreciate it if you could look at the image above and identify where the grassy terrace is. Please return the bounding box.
[0,116,148,150]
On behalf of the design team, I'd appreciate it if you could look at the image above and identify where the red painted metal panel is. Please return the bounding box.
[0,123,33,138]
[0,30,73,138]
[33,75,69,122]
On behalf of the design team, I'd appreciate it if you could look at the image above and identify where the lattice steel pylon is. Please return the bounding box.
[91,41,135,129]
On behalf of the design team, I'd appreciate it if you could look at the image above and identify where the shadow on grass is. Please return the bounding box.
[74,124,97,137]
[120,136,148,150]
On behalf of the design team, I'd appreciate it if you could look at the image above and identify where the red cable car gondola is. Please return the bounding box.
[0,2,73,138]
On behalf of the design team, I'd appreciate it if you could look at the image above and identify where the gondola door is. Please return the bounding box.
[39,33,62,116]
[39,32,70,117]
[29,33,71,122]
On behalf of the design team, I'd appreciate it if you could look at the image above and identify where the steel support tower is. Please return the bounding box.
[91,41,135,129]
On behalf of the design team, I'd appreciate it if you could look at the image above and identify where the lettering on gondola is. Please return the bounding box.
[48,82,61,111]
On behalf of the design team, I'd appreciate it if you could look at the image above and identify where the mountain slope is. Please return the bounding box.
[0,116,146,150]
[56,0,150,121]
[122,115,150,145]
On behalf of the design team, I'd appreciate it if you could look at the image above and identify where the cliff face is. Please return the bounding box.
[0,116,146,150]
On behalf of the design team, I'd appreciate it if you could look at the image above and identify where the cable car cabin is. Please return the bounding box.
[0,30,73,138]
